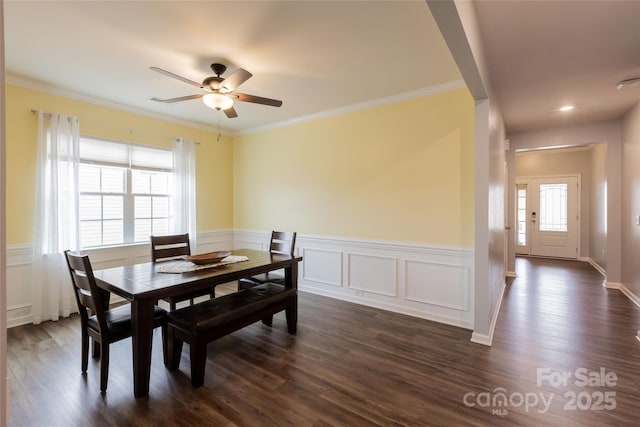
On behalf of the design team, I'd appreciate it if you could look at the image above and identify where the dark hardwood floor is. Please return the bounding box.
[7,258,640,426]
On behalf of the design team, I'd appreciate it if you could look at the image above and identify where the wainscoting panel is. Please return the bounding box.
[7,230,473,329]
[302,248,343,287]
[6,245,34,327]
[234,230,474,329]
[347,253,397,297]
[405,260,469,310]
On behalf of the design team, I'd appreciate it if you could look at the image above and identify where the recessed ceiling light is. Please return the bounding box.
[559,105,575,112]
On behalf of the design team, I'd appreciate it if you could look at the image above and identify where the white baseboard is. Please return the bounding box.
[470,280,506,346]
[301,285,474,329]
[619,283,640,309]
[578,256,606,277]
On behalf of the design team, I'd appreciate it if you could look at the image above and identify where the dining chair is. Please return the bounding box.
[238,231,297,290]
[64,250,167,393]
[150,233,191,262]
[150,233,216,310]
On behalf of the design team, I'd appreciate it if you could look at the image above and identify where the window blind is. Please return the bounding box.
[79,137,173,170]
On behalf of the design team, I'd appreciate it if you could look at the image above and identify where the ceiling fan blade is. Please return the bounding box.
[150,94,204,103]
[150,67,204,89]
[223,106,238,118]
[233,93,283,107]
[220,68,252,92]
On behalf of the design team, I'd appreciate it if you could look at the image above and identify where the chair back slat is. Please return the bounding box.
[151,234,191,262]
[269,231,296,256]
[78,289,97,312]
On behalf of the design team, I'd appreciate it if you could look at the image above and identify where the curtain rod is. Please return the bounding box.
[30,108,201,144]
[31,109,78,124]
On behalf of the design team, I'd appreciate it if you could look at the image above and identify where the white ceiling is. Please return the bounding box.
[473,0,640,133]
[7,1,639,136]
[4,0,462,134]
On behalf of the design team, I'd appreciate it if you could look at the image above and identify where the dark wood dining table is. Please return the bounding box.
[92,248,302,398]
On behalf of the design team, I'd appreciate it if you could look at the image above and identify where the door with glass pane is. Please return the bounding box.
[530,176,579,258]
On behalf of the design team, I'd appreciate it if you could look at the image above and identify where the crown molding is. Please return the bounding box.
[6,72,226,134]
[7,72,466,138]
[234,79,467,136]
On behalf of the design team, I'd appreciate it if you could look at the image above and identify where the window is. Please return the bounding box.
[78,137,173,248]
[516,185,527,246]
[538,183,568,232]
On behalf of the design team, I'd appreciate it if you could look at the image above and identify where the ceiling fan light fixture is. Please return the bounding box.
[202,93,234,111]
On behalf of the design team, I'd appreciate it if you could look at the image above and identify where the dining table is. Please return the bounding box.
[92,248,302,398]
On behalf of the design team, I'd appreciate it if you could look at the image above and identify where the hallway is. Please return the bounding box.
[487,257,640,424]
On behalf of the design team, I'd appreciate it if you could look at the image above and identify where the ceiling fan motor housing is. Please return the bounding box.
[203,64,229,90]
[211,63,227,76]
[202,76,224,91]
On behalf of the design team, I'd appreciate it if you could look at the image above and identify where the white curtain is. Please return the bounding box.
[32,112,81,324]
[172,138,197,249]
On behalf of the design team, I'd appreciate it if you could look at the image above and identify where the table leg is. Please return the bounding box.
[285,260,298,290]
[285,261,298,334]
[130,298,155,398]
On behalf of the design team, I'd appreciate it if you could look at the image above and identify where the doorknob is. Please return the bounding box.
[505,226,511,230]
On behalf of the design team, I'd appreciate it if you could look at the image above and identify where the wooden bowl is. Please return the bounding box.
[183,250,232,265]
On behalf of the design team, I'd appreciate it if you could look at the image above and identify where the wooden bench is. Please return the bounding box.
[165,282,297,387]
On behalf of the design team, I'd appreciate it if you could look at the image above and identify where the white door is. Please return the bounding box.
[530,176,579,259]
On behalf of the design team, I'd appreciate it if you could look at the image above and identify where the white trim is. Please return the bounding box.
[236,80,466,136]
[6,73,222,134]
[470,280,506,346]
[301,286,474,329]
[619,283,640,308]
[604,282,621,290]
[6,305,34,329]
[578,256,607,278]
[233,229,474,256]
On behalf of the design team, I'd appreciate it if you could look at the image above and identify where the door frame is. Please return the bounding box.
[515,174,581,258]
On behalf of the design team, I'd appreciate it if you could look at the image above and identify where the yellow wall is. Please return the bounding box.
[233,88,475,247]
[5,84,234,245]
[6,84,474,247]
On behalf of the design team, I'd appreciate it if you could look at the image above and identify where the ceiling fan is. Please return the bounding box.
[150,63,282,118]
